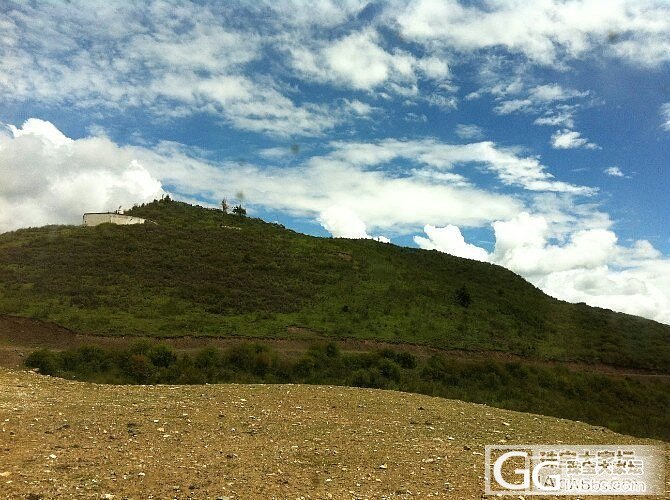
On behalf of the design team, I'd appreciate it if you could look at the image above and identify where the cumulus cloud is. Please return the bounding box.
[7,119,73,147]
[318,205,389,242]
[492,213,618,276]
[0,119,164,232]
[414,211,670,324]
[7,120,590,238]
[318,206,370,238]
[551,129,598,149]
[0,119,523,235]
[539,266,670,324]
[414,225,489,261]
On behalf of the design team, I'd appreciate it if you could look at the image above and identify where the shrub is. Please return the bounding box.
[377,358,401,382]
[124,354,154,383]
[148,344,177,368]
[25,349,59,375]
[395,351,416,369]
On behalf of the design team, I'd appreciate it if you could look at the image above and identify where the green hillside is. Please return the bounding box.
[1,198,668,371]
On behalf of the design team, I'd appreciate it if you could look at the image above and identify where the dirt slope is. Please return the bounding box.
[0,368,667,499]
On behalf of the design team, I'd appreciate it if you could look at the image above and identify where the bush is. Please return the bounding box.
[395,351,416,369]
[124,354,154,383]
[148,344,177,368]
[25,349,59,375]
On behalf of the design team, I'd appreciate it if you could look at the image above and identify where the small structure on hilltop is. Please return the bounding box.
[83,208,146,227]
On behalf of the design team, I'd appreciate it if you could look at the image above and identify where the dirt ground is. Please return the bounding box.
[0,368,667,499]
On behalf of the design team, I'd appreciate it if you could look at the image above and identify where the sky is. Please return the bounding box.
[1,0,670,324]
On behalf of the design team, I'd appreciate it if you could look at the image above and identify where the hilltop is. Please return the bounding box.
[0,198,668,371]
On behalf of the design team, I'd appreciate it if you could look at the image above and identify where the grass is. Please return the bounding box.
[25,342,670,441]
[0,198,668,371]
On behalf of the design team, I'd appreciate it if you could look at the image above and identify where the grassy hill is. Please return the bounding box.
[0,198,668,372]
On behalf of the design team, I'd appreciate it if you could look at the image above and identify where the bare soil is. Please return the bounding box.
[0,368,667,499]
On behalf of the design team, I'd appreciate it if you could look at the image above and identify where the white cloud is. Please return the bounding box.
[492,213,618,276]
[455,124,485,140]
[426,94,458,110]
[287,29,450,93]
[493,99,534,115]
[0,3,345,137]
[417,56,450,80]
[345,99,376,116]
[604,166,626,178]
[8,119,72,147]
[0,120,164,232]
[551,129,598,149]
[404,112,428,123]
[492,84,589,121]
[414,211,670,324]
[539,266,670,324]
[528,84,588,102]
[323,31,405,89]
[534,111,576,129]
[0,119,523,235]
[393,0,670,67]
[326,139,595,195]
[2,0,668,140]
[661,103,670,131]
[134,139,527,232]
[414,224,489,261]
[318,205,389,242]
[318,205,370,239]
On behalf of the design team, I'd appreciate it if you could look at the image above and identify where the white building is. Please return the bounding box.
[83,212,146,227]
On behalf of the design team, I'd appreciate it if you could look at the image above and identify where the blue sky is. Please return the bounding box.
[1,0,670,323]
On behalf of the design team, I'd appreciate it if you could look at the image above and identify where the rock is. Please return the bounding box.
[379,464,388,469]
